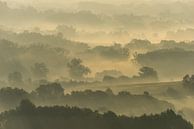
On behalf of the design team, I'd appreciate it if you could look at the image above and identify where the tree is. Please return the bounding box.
[31,63,49,79]
[56,25,76,38]
[67,58,91,79]
[8,71,23,86]
[138,67,158,81]
[1,104,192,129]
[144,91,150,96]
[17,99,36,113]
[105,88,113,96]
[183,74,191,86]
[34,83,64,99]
[103,75,116,82]
[93,43,129,60]
[182,74,194,89]
[190,75,194,85]
[0,87,28,109]
[118,91,131,96]
[95,70,123,81]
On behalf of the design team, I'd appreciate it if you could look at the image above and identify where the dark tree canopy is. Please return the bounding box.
[135,48,194,79]
[138,66,158,81]
[0,87,28,110]
[31,62,49,79]
[17,99,36,113]
[34,83,64,99]
[103,75,116,82]
[8,71,23,86]
[0,100,192,129]
[182,74,194,90]
[67,58,91,79]
[92,43,129,60]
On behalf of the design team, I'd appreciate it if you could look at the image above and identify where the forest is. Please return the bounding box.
[1,0,194,129]
[0,99,192,129]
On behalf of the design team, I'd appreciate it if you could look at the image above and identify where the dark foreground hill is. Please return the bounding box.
[0,86,174,116]
[0,100,192,129]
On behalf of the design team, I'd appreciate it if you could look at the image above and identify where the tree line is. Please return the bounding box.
[0,99,192,129]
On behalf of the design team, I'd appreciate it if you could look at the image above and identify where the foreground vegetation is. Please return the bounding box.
[0,83,173,116]
[0,99,192,129]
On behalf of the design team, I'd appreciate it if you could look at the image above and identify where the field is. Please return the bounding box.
[66,81,182,95]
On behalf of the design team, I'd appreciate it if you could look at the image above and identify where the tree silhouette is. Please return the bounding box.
[138,66,158,81]
[0,101,192,129]
[17,99,35,113]
[31,63,49,79]
[8,71,23,87]
[34,83,64,99]
[67,58,91,79]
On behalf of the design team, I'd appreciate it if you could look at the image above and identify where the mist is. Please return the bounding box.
[1,0,194,44]
[0,0,194,129]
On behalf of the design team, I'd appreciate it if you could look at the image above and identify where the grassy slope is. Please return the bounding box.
[65,81,182,95]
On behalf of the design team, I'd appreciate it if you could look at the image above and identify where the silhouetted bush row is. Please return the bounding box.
[0,99,192,129]
[0,83,173,116]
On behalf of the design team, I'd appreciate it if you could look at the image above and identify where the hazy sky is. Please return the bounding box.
[1,0,194,44]
[2,0,191,9]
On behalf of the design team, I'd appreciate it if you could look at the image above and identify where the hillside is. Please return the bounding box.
[0,100,192,129]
